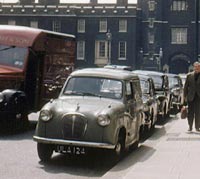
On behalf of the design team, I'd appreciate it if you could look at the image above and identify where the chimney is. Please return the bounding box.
[39,0,59,5]
[117,0,128,5]
[20,0,35,4]
[90,0,98,5]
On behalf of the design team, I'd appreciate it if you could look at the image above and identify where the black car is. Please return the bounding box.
[179,73,187,86]
[133,70,171,120]
[132,72,158,133]
[165,73,184,114]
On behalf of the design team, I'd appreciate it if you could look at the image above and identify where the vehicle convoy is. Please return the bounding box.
[133,70,171,120]
[33,68,144,162]
[0,25,75,129]
[132,72,158,133]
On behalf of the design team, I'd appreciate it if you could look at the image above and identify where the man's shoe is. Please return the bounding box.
[196,128,200,132]
[188,127,192,132]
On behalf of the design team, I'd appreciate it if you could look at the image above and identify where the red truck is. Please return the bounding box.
[0,25,75,129]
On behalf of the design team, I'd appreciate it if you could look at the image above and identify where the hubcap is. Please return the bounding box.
[115,142,121,155]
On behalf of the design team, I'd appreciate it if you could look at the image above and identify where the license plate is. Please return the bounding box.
[56,145,86,155]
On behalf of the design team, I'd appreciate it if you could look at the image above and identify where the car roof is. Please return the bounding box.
[165,73,179,77]
[71,68,139,81]
[133,70,166,78]
[132,73,152,81]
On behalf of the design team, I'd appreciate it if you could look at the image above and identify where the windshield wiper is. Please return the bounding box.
[64,91,85,96]
[0,46,15,52]
[82,92,102,98]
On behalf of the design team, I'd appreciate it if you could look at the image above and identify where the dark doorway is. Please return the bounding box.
[169,55,191,74]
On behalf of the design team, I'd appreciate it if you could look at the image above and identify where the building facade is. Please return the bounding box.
[138,0,200,73]
[0,0,199,73]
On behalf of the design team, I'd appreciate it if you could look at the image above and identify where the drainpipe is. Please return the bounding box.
[195,0,199,61]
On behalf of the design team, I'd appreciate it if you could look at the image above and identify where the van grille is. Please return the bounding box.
[62,113,87,140]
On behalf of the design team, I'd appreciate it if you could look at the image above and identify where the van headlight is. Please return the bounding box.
[0,93,4,103]
[39,110,52,122]
[97,115,110,126]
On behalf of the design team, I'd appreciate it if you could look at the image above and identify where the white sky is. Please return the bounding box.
[0,0,137,3]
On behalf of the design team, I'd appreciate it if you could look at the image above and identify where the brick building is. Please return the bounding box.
[0,0,199,73]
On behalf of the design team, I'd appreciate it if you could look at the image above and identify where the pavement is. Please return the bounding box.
[102,113,200,179]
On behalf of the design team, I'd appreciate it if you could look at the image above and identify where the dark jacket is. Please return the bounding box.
[184,71,200,102]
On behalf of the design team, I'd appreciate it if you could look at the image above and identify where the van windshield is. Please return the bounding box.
[150,75,163,90]
[0,45,28,69]
[63,77,123,99]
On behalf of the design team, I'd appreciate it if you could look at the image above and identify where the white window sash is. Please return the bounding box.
[78,19,85,33]
[99,19,107,32]
[77,41,85,60]
[119,19,127,32]
[118,41,127,60]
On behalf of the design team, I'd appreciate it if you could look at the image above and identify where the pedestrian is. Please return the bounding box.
[183,61,200,131]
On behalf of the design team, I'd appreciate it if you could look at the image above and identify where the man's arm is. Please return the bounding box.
[183,74,189,104]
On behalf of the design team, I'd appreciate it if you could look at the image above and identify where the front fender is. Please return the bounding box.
[1,89,28,111]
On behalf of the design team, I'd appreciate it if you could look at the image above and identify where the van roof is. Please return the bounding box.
[0,25,75,47]
[71,68,139,81]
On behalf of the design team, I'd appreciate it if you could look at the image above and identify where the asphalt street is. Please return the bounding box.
[0,113,199,179]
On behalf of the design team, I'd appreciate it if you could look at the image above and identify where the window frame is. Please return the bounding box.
[52,20,61,32]
[8,20,16,25]
[171,0,188,11]
[77,41,85,60]
[119,19,127,32]
[118,41,127,60]
[171,27,188,44]
[77,19,85,33]
[99,19,107,33]
[30,20,38,28]
[148,1,156,11]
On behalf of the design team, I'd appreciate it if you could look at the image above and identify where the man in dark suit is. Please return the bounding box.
[184,61,200,131]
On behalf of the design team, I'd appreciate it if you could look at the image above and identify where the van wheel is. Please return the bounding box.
[150,112,155,131]
[37,143,53,162]
[111,134,125,162]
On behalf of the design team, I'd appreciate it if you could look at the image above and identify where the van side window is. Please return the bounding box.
[125,81,133,100]
[132,80,142,100]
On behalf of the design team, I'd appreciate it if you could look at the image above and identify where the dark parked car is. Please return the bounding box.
[132,72,158,132]
[179,73,187,86]
[165,73,184,114]
[133,70,171,120]
[33,68,144,161]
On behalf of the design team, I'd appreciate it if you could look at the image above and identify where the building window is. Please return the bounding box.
[77,19,85,33]
[148,32,154,44]
[171,0,188,11]
[148,1,156,11]
[95,41,108,58]
[119,19,127,32]
[149,18,154,28]
[118,41,127,60]
[77,41,85,60]
[99,19,107,32]
[53,20,61,32]
[171,27,187,44]
[8,20,16,25]
[30,21,38,28]
[99,41,107,58]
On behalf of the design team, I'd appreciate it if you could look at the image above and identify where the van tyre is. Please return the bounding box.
[37,143,53,162]
[111,134,125,162]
